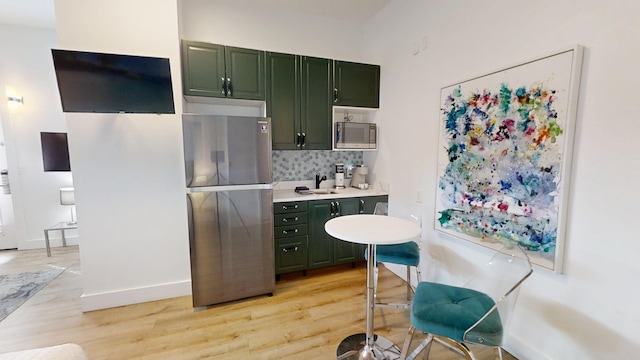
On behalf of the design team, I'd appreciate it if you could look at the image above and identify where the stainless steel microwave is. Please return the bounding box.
[334,122,377,150]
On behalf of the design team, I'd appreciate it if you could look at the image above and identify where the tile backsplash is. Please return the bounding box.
[272,150,363,181]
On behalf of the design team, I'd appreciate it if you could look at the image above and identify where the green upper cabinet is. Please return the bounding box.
[301,56,333,150]
[266,53,300,150]
[182,41,225,98]
[267,52,332,150]
[181,40,265,101]
[225,46,266,100]
[333,60,380,108]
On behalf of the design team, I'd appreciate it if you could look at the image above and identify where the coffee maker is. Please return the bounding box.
[335,163,345,189]
[351,165,368,189]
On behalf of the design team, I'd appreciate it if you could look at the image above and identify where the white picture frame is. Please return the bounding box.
[434,46,584,273]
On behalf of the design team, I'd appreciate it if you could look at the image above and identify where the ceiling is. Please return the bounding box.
[0,0,390,29]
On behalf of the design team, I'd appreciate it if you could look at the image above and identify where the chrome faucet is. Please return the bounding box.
[315,173,327,189]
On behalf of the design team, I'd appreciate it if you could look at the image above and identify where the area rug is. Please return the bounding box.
[0,267,65,322]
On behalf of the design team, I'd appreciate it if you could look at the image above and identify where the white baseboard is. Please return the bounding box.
[21,236,80,250]
[504,333,551,360]
[80,280,192,312]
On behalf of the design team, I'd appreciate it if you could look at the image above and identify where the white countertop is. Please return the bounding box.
[324,214,420,245]
[273,180,388,203]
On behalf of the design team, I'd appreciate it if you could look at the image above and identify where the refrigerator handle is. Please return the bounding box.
[186,193,195,253]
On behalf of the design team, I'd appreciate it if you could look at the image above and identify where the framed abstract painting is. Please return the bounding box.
[435,46,583,273]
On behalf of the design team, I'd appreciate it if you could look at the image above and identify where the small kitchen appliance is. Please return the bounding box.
[334,122,377,150]
[351,165,369,189]
[335,163,345,189]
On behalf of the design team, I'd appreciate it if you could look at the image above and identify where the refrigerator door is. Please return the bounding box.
[183,114,273,187]
[187,188,274,307]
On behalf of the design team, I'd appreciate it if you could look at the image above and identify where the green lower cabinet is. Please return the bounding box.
[359,195,389,215]
[274,201,308,275]
[274,195,388,275]
[308,198,364,268]
[275,236,308,274]
[307,200,334,269]
[332,198,362,265]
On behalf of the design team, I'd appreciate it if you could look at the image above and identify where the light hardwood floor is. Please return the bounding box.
[0,246,516,359]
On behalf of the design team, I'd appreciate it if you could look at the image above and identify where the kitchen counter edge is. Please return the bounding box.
[273,188,388,203]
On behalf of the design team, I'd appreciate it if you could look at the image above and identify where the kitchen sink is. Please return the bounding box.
[313,188,339,194]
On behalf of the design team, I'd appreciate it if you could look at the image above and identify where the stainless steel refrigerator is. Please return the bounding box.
[183,114,274,307]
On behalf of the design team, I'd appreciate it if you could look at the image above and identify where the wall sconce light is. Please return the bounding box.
[7,96,24,104]
[6,87,24,110]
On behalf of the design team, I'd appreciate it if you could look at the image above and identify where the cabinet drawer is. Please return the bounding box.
[274,201,307,214]
[274,212,306,226]
[275,236,308,274]
[274,224,308,239]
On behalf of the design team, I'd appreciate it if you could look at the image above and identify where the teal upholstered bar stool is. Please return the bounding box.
[367,202,422,309]
[399,245,533,360]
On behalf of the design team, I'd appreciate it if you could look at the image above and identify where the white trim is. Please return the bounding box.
[80,280,192,312]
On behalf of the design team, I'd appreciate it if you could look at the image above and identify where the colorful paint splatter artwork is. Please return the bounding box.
[435,47,583,272]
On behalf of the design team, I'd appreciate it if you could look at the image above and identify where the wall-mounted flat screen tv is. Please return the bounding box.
[51,49,175,114]
[41,132,71,172]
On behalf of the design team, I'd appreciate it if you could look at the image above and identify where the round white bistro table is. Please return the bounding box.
[325,214,421,360]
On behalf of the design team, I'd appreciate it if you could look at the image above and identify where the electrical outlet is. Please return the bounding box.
[346,165,353,178]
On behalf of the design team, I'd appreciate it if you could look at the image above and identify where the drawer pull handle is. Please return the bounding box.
[282,204,299,210]
[282,229,299,234]
[282,217,298,223]
[282,246,299,253]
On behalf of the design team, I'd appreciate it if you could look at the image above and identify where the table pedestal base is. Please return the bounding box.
[336,333,401,360]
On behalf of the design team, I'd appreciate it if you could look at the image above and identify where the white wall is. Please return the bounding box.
[0,24,75,250]
[54,0,191,311]
[180,0,367,62]
[365,0,640,358]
